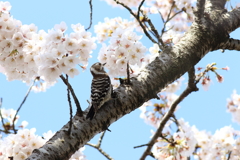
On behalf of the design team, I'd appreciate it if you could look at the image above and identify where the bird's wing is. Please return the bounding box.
[87,76,111,120]
[91,76,111,108]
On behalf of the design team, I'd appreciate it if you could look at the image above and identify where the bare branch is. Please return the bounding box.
[146,17,165,47]
[227,151,232,160]
[0,98,5,132]
[66,75,73,135]
[158,10,165,23]
[86,131,113,160]
[218,38,240,51]
[194,0,206,23]
[161,1,175,36]
[133,143,148,149]
[85,0,93,31]
[12,78,37,134]
[161,8,183,37]
[98,131,106,147]
[60,75,83,115]
[127,62,131,84]
[171,114,182,131]
[140,67,198,160]
[137,0,145,19]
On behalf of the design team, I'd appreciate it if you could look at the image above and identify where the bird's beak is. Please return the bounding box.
[103,63,106,66]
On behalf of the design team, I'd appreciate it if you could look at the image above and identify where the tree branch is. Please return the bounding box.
[66,75,73,135]
[227,151,232,160]
[0,98,5,132]
[137,0,145,20]
[161,4,183,37]
[86,131,113,160]
[218,38,240,51]
[145,17,164,47]
[139,67,198,160]
[160,2,175,37]
[85,0,93,31]
[27,5,240,159]
[194,0,206,24]
[60,75,83,115]
[134,143,148,149]
[12,78,36,133]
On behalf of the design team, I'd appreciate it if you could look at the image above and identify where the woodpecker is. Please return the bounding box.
[86,62,112,120]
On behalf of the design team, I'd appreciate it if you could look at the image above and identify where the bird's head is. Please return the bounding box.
[90,62,107,76]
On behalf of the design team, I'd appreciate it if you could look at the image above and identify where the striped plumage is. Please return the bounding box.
[86,62,112,120]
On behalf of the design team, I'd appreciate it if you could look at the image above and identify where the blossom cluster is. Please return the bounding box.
[96,26,148,77]
[193,126,240,160]
[227,90,240,124]
[0,128,87,160]
[0,2,96,91]
[95,17,167,78]
[0,108,28,132]
[152,119,197,159]
[0,128,45,160]
[151,121,240,160]
[94,17,136,43]
[196,64,229,91]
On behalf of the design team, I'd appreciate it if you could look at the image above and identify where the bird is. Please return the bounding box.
[86,62,112,120]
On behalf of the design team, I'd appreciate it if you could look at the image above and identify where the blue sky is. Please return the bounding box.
[1,0,240,159]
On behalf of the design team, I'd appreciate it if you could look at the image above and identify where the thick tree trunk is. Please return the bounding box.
[26,0,240,159]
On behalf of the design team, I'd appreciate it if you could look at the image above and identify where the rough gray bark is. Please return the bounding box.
[26,0,240,159]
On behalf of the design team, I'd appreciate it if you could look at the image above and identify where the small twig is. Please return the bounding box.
[161,1,175,36]
[137,0,145,19]
[134,143,148,149]
[98,131,106,147]
[60,75,83,116]
[12,78,37,134]
[171,114,182,131]
[66,75,73,135]
[86,0,93,31]
[86,143,113,160]
[0,129,11,134]
[127,62,130,84]
[146,18,165,47]
[161,7,183,37]
[159,133,173,144]
[168,10,183,23]
[227,151,232,160]
[86,131,113,160]
[113,0,158,45]
[140,67,198,160]
[195,63,216,84]
[158,10,165,23]
[0,98,4,130]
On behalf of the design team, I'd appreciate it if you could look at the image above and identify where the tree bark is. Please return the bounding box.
[26,1,240,159]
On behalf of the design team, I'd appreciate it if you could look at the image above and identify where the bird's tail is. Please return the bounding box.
[86,106,95,120]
